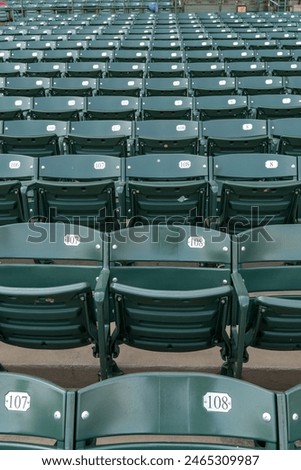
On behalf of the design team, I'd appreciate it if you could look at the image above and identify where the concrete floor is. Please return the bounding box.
[2,342,301,391]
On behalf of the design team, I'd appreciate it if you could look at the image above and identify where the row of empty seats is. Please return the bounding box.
[4,76,301,97]
[2,94,301,121]
[0,118,299,156]
[1,222,301,383]
[1,369,301,450]
[2,151,301,232]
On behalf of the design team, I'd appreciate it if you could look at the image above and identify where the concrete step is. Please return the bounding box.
[2,343,301,391]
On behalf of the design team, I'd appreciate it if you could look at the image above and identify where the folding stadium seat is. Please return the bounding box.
[84,96,140,121]
[26,62,66,78]
[3,76,51,97]
[281,383,301,449]
[151,39,182,50]
[246,39,278,49]
[120,38,151,50]
[277,38,301,49]
[135,120,199,154]
[102,224,237,378]
[214,39,247,51]
[126,153,209,225]
[267,61,301,76]
[141,96,193,120]
[184,50,220,63]
[26,39,56,50]
[285,76,301,94]
[190,77,237,96]
[182,39,215,52]
[255,48,294,62]
[232,224,301,379]
[0,372,74,449]
[226,62,267,77]
[107,62,146,79]
[0,40,26,50]
[249,94,301,119]
[66,61,106,78]
[196,95,249,121]
[270,117,301,155]
[0,120,67,156]
[0,96,31,120]
[66,120,133,157]
[113,49,149,63]
[97,77,143,97]
[0,221,108,379]
[87,38,120,50]
[209,152,301,234]
[8,49,44,63]
[0,62,27,77]
[74,371,280,450]
[237,76,286,95]
[220,49,256,62]
[29,96,85,120]
[147,62,186,78]
[78,49,114,63]
[42,49,79,62]
[0,153,38,225]
[143,77,188,97]
[187,62,226,78]
[201,119,270,156]
[34,154,124,230]
[55,39,88,49]
[50,77,97,97]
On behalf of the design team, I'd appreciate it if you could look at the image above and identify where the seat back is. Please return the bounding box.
[0,222,104,372]
[126,153,208,225]
[210,153,301,233]
[270,118,301,155]
[35,154,125,230]
[1,120,67,156]
[141,96,193,120]
[233,224,301,377]
[107,224,235,376]
[0,153,38,224]
[135,120,199,154]
[66,120,133,157]
[201,119,270,156]
[75,372,279,450]
[0,372,74,450]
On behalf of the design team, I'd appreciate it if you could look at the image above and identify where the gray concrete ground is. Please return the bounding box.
[2,343,301,391]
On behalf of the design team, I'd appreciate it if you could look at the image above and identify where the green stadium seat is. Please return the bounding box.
[0,372,74,449]
[66,120,133,157]
[29,96,85,121]
[0,222,107,379]
[196,95,249,120]
[249,94,301,119]
[209,152,301,233]
[233,224,301,378]
[201,119,270,156]
[85,96,140,121]
[74,371,280,449]
[34,154,124,230]
[141,96,193,120]
[126,153,209,225]
[1,120,67,156]
[3,77,51,97]
[103,224,237,378]
[0,153,38,224]
[135,120,199,154]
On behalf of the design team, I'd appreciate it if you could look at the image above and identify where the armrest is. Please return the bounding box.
[0,282,90,298]
[111,282,232,301]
